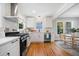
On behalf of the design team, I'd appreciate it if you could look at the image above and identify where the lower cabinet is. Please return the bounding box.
[0,38,20,56]
[27,37,31,47]
[30,32,44,42]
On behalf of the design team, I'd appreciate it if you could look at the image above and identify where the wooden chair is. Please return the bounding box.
[64,34,73,48]
[59,34,69,44]
[72,33,79,48]
[59,34,65,41]
[59,33,79,48]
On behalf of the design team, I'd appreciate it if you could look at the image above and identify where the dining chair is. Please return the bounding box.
[64,34,73,48]
[59,34,65,41]
[72,33,79,48]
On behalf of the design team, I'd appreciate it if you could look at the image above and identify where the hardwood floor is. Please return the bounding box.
[26,42,71,56]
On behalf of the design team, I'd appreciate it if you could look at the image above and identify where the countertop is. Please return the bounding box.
[0,37,20,46]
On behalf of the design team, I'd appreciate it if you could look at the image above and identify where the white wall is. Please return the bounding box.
[0,3,10,28]
[0,4,2,28]
[0,3,10,38]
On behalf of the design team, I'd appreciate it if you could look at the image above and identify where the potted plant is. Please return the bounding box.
[71,28,76,36]
[76,28,79,32]
[71,28,76,33]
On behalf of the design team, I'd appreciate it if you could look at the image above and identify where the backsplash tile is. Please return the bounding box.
[0,27,5,38]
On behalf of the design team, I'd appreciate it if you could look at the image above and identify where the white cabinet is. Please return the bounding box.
[46,17,52,27]
[27,37,30,47]
[30,32,44,42]
[0,38,20,56]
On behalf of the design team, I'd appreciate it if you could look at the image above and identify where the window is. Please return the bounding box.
[65,22,71,34]
[57,22,63,34]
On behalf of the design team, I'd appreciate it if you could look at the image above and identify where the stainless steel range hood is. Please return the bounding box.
[3,3,18,22]
[4,16,18,22]
[11,3,17,16]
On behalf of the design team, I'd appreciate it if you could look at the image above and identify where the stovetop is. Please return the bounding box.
[5,32,29,37]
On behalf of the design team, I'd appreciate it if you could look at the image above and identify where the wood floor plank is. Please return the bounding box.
[26,42,71,56]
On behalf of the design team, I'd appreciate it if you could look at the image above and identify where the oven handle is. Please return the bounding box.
[22,39,26,42]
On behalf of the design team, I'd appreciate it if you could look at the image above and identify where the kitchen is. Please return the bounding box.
[0,3,79,56]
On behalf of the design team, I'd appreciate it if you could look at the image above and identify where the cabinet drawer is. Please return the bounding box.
[0,39,19,50]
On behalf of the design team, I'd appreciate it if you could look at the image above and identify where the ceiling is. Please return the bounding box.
[59,3,79,17]
[17,3,64,17]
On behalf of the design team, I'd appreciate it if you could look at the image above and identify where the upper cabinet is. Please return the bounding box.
[46,17,52,28]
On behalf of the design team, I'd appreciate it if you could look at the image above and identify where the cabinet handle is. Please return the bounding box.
[7,52,10,56]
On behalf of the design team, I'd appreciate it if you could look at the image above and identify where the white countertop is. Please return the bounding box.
[0,37,20,46]
[65,34,72,36]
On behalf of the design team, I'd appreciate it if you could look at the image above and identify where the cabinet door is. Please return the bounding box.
[9,39,20,56]
[0,38,20,56]
[30,32,44,42]
[39,32,44,42]
[6,47,19,56]
[0,42,12,56]
[27,37,30,47]
[31,32,39,42]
